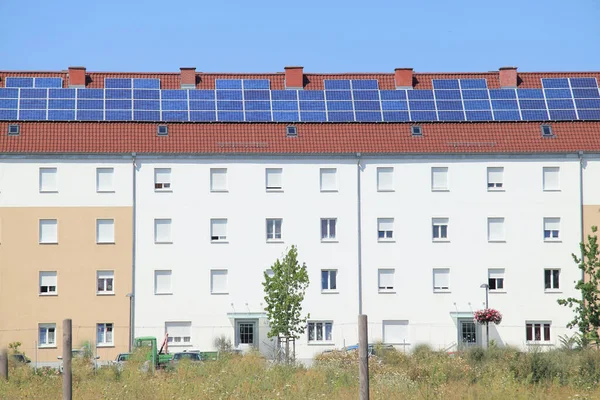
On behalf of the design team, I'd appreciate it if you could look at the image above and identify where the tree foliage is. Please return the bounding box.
[557,226,600,347]
[263,245,310,339]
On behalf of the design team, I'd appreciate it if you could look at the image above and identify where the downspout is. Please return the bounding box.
[130,152,137,352]
[578,151,585,284]
[356,153,363,315]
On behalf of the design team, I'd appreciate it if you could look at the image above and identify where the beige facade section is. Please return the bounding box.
[583,205,600,237]
[0,207,132,364]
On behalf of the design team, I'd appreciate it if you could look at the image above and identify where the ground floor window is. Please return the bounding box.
[97,323,114,346]
[307,321,333,343]
[166,321,192,346]
[526,322,551,342]
[39,323,56,347]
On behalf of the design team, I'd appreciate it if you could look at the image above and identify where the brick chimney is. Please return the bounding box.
[394,68,413,89]
[499,67,518,88]
[284,66,304,89]
[68,66,86,88]
[180,67,196,89]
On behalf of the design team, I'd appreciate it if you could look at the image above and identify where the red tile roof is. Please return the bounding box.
[1,70,599,90]
[1,121,599,155]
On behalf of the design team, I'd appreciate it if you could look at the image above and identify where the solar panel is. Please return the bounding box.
[572,89,600,99]
[163,90,189,100]
[575,99,600,109]
[133,89,160,100]
[78,99,103,109]
[410,111,437,121]
[48,100,75,109]
[271,90,297,101]
[324,80,351,90]
[106,110,132,120]
[162,111,188,121]
[493,111,520,121]
[325,91,352,101]
[464,100,491,110]
[327,101,353,111]
[351,80,378,90]
[0,88,19,98]
[352,90,379,101]
[106,100,131,110]
[300,101,326,111]
[162,101,188,111]
[542,78,569,88]
[106,89,131,99]
[134,100,160,110]
[462,90,489,100]
[465,111,493,120]
[578,110,600,119]
[133,79,160,89]
[0,110,18,119]
[433,79,459,90]
[217,90,243,100]
[77,89,104,99]
[20,99,46,109]
[489,89,516,99]
[408,90,434,100]
[272,101,298,111]
[521,110,548,120]
[438,111,464,121]
[105,78,132,89]
[0,99,17,108]
[298,91,324,100]
[354,101,380,111]
[517,89,544,99]
[215,80,242,90]
[245,101,271,111]
[35,78,63,88]
[491,100,519,110]
[48,110,75,120]
[245,111,271,121]
[328,112,354,121]
[544,89,571,99]
[380,90,406,100]
[134,111,160,121]
[300,112,326,121]
[436,101,463,111]
[382,111,409,121]
[547,99,575,109]
[190,111,217,121]
[218,111,243,121]
[243,80,270,89]
[20,110,47,120]
[76,110,103,120]
[570,78,598,88]
[435,90,461,100]
[518,100,546,110]
[548,110,576,120]
[20,89,47,99]
[460,79,487,89]
[190,101,216,111]
[409,101,435,110]
[217,101,243,111]
[5,77,34,88]
[49,89,75,99]
[355,112,382,121]
[273,111,299,121]
[244,90,270,101]
[381,101,408,110]
[188,90,214,100]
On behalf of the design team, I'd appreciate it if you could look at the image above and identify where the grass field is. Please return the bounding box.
[1,345,600,399]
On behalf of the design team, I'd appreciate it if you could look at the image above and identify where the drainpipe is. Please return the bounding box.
[356,153,363,315]
[130,152,137,352]
[578,151,585,285]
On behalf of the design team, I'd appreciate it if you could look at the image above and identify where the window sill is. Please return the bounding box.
[210,190,229,193]
[266,188,284,192]
[154,292,173,296]
[211,292,229,295]
[320,190,338,193]
[544,239,562,243]
[211,240,229,244]
[39,242,58,245]
[544,289,562,294]
[97,190,116,193]
[39,191,58,194]
[543,189,561,192]
[488,240,506,243]
[307,342,335,346]
[321,239,338,243]
[487,188,505,192]
[266,240,284,244]
[526,342,554,346]
[96,292,115,296]
[432,239,450,243]
[155,241,173,245]
[431,189,450,192]
[378,239,395,243]
[154,189,173,193]
[377,189,395,193]
[489,290,506,294]
[96,242,115,245]
[97,344,114,348]
[433,290,451,294]
[321,290,339,294]
[378,290,396,294]
[39,293,58,297]
[38,346,57,349]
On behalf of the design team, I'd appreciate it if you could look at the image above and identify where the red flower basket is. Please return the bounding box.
[474,308,502,325]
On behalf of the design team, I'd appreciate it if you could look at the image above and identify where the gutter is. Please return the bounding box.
[356,153,363,315]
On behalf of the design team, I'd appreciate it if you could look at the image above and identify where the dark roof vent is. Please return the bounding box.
[8,124,20,136]
[411,125,422,136]
[157,125,169,136]
[286,125,297,137]
[541,124,553,137]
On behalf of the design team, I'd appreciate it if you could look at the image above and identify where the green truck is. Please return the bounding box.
[133,336,172,369]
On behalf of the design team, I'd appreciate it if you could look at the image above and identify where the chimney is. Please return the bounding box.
[68,66,86,88]
[284,66,304,89]
[394,68,413,89]
[180,67,196,89]
[499,67,518,88]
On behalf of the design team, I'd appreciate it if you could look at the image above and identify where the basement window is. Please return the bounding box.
[8,124,19,136]
[411,126,422,136]
[157,125,169,136]
[541,125,553,137]
[286,125,297,137]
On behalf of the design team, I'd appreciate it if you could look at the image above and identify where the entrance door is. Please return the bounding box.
[235,320,257,347]
[458,319,479,348]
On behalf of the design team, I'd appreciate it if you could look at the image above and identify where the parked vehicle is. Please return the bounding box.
[57,348,100,372]
[133,336,172,369]
[343,343,395,356]
[11,354,31,364]
[171,352,203,364]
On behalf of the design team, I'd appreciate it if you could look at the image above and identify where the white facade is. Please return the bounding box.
[133,154,583,361]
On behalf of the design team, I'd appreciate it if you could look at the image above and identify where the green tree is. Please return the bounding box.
[263,246,310,349]
[558,226,600,347]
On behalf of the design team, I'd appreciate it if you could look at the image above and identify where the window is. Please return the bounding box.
[321,270,337,292]
[39,324,56,347]
[378,269,395,292]
[431,167,448,191]
[39,167,57,192]
[166,322,192,345]
[157,125,169,136]
[154,168,171,191]
[320,168,337,192]
[433,268,450,292]
[383,320,409,345]
[307,321,333,343]
[488,269,505,291]
[154,219,172,243]
[526,322,551,342]
[210,168,228,192]
[210,270,228,294]
[286,125,298,137]
[321,218,337,241]
[97,323,114,346]
[266,218,282,241]
[545,269,560,290]
[411,125,422,136]
[377,167,394,191]
[543,167,560,191]
[154,270,172,295]
[266,168,283,191]
[377,218,394,241]
[96,219,115,244]
[39,219,58,244]
[97,271,114,294]
[210,219,227,242]
[488,217,505,242]
[541,125,553,137]
[544,217,560,241]
[432,218,449,241]
[39,271,57,295]
[8,124,20,136]
[96,168,114,192]
[487,167,504,190]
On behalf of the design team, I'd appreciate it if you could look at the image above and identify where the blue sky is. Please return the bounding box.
[0,0,598,73]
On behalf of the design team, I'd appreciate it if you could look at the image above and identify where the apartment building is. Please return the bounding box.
[1,66,600,362]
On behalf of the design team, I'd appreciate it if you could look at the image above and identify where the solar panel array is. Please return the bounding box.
[1,77,599,122]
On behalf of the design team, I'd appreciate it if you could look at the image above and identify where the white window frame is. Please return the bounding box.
[38,323,56,348]
[544,268,560,291]
[432,217,449,241]
[39,219,58,244]
[431,167,449,191]
[39,167,58,193]
[154,168,172,191]
[542,167,560,191]
[96,167,115,193]
[382,320,410,345]
[97,323,114,347]
[433,268,450,292]
[210,218,228,243]
[39,271,57,295]
[377,218,394,241]
[165,321,192,346]
[97,270,114,295]
[525,321,552,343]
[307,321,333,343]
[377,167,394,192]
[487,217,506,242]
[154,270,172,295]
[210,168,228,192]
[265,168,283,191]
[320,168,338,192]
[266,218,283,242]
[487,167,504,190]
[321,269,338,293]
[154,218,172,244]
[96,219,115,244]
[210,269,228,294]
[378,268,395,293]
[543,217,560,242]
[321,218,337,241]
[488,268,505,292]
